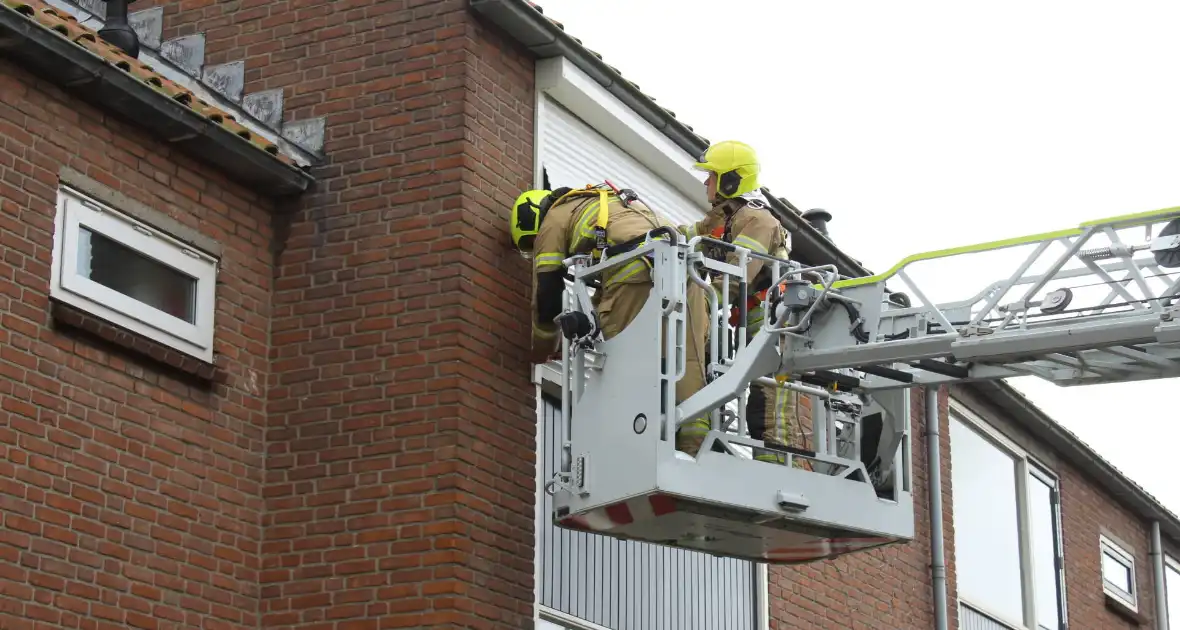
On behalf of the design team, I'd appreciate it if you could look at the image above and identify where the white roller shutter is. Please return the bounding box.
[535,94,760,630]
[538,97,705,227]
[538,396,759,630]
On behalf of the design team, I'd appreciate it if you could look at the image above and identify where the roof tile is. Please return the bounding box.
[2,0,302,170]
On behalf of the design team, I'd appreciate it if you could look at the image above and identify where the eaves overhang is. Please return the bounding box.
[0,3,316,198]
[470,0,870,278]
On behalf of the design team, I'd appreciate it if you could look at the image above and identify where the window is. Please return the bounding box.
[50,186,218,363]
[950,403,1066,630]
[951,414,1024,624]
[1164,556,1180,625]
[1100,535,1137,611]
[1029,467,1065,630]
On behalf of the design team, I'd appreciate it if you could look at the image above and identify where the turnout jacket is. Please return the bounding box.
[530,191,671,356]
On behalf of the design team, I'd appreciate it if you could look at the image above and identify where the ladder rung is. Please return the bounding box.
[800,370,860,390]
[911,359,970,379]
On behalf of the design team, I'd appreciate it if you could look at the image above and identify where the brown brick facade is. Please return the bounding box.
[0,59,274,629]
[257,3,536,628]
[767,387,955,630]
[145,0,540,627]
[1060,463,1155,629]
[0,2,1172,630]
[2,1,541,628]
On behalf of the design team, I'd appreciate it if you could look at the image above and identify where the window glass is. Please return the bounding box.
[80,227,197,323]
[950,416,1025,623]
[1029,473,1061,630]
[1102,549,1133,594]
[1165,562,1180,624]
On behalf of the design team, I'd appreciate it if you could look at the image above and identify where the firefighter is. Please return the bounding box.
[510,183,712,456]
[681,140,802,465]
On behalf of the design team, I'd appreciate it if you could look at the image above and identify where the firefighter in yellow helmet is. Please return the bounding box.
[677,140,802,465]
[510,183,712,454]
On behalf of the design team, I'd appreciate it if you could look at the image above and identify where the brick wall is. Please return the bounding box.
[1059,465,1154,629]
[124,0,541,627]
[768,387,952,630]
[6,2,1170,630]
[0,60,275,629]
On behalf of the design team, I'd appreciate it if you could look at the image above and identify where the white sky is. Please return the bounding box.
[536,0,1180,514]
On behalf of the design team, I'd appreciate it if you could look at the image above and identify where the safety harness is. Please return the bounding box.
[541,182,640,262]
[709,196,791,327]
[539,181,676,293]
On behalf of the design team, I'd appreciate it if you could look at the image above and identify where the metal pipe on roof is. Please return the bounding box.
[98,0,140,57]
[802,208,833,241]
[926,386,949,630]
[759,192,867,278]
[1153,520,1170,630]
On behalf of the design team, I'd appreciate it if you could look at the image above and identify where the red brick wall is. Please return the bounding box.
[1059,466,1154,629]
[768,387,952,630]
[0,61,274,629]
[8,3,1171,630]
[126,1,541,627]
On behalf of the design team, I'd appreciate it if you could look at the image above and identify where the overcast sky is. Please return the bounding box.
[536,0,1180,514]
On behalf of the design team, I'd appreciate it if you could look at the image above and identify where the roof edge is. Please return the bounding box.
[759,189,870,278]
[47,0,328,162]
[470,0,709,157]
[0,3,314,198]
[469,0,870,278]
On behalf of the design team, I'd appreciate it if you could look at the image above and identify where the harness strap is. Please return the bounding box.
[552,184,615,261]
[593,188,609,260]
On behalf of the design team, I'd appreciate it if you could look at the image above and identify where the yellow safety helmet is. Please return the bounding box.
[693,140,761,199]
[510,189,552,257]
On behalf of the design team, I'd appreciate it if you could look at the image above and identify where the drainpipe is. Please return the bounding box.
[926,386,949,630]
[1153,520,1169,630]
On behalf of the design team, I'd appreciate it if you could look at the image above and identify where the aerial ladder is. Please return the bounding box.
[543,205,1180,565]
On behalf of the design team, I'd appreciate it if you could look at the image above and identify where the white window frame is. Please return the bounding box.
[1163,553,1180,625]
[538,607,613,630]
[1100,534,1138,611]
[950,399,1068,630]
[50,185,218,363]
[534,56,708,212]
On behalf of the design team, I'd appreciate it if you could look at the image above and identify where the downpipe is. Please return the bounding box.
[926,386,949,630]
[1153,521,1169,630]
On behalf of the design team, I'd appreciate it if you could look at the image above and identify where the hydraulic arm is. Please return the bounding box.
[545,205,1180,565]
[684,205,1180,416]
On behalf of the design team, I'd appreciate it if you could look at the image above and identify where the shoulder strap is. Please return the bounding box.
[553,184,615,260]
[592,188,609,258]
